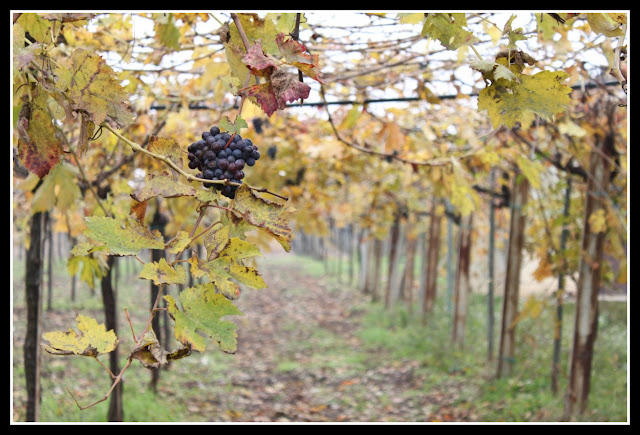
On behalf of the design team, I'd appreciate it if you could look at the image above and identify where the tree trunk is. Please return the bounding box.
[423,204,442,322]
[551,176,572,394]
[101,255,124,422]
[487,172,497,361]
[497,175,530,378]
[388,223,406,307]
[385,215,401,307]
[402,232,418,313]
[46,215,53,311]
[452,213,473,349]
[24,210,45,421]
[563,130,614,418]
[371,237,384,302]
[150,207,167,393]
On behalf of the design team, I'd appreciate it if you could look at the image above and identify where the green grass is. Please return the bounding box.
[12,250,627,422]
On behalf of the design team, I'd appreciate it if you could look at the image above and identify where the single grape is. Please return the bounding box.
[234,170,244,180]
[235,159,245,170]
[202,131,211,140]
[217,158,228,170]
[246,157,256,166]
[228,162,237,172]
[210,126,220,136]
[232,149,243,159]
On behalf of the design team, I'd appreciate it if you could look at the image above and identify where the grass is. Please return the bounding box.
[12,249,627,422]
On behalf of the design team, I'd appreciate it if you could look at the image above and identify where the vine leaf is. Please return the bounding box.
[16,88,64,179]
[165,284,244,354]
[30,163,82,214]
[166,231,192,254]
[219,115,249,135]
[83,216,165,256]
[130,174,196,202]
[587,13,626,37]
[231,184,293,252]
[147,136,184,178]
[42,314,118,357]
[128,329,170,369]
[153,13,181,50]
[17,13,53,44]
[477,70,572,129]
[139,258,187,286]
[275,33,325,83]
[52,48,134,128]
[421,13,478,50]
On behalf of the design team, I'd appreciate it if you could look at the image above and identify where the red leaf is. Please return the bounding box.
[242,42,277,78]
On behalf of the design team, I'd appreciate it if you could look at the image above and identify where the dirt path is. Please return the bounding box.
[174,256,476,422]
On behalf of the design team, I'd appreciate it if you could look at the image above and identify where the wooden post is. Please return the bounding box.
[423,203,442,323]
[564,129,615,418]
[488,170,496,361]
[24,210,45,421]
[452,213,473,349]
[497,174,530,378]
[551,176,572,394]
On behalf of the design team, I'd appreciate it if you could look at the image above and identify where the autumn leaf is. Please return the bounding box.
[230,185,293,252]
[421,13,478,50]
[154,13,181,50]
[166,231,192,254]
[42,314,118,357]
[16,88,64,179]
[30,163,82,213]
[245,69,311,117]
[275,33,325,83]
[587,13,626,37]
[139,258,187,286]
[83,216,165,256]
[53,48,133,128]
[128,329,169,369]
[477,70,572,129]
[130,174,197,202]
[165,284,244,353]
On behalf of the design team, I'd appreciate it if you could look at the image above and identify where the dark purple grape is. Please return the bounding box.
[188,143,198,153]
[203,169,214,179]
[206,135,216,146]
[213,168,223,177]
[203,150,215,161]
[207,160,217,169]
[252,150,261,160]
[188,160,199,169]
[202,131,211,140]
[197,139,206,148]
[227,155,235,163]
[243,147,254,158]
[246,157,256,166]
[233,134,241,142]
[234,170,244,179]
[228,162,237,172]
[232,149,243,159]
[210,126,220,136]
[235,159,245,170]
[217,159,228,170]
[188,152,196,161]
[223,170,234,179]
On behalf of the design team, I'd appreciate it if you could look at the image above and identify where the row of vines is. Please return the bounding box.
[12,11,627,422]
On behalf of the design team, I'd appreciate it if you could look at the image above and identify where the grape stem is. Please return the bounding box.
[101,122,288,200]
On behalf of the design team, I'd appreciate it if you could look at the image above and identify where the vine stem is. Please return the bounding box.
[100,123,288,200]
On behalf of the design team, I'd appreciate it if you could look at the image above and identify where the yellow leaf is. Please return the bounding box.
[42,314,118,357]
[588,209,607,233]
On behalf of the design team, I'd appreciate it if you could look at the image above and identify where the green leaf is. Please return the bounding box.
[477,70,572,129]
[42,314,118,357]
[219,115,248,135]
[154,13,181,50]
[84,216,165,256]
[139,258,187,286]
[53,48,133,128]
[130,174,196,202]
[231,185,293,252]
[165,284,243,353]
[421,13,478,50]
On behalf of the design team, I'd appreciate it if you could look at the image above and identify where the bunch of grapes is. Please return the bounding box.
[187,126,261,199]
